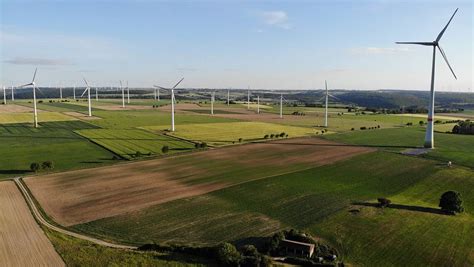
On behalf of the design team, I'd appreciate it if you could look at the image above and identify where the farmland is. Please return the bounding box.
[147,121,319,145]
[25,137,373,226]
[0,111,76,124]
[0,121,115,179]
[76,128,195,159]
[72,151,474,266]
[0,181,64,266]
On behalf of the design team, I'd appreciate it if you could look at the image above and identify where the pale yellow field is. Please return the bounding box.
[0,112,76,124]
[146,121,318,145]
[0,181,64,266]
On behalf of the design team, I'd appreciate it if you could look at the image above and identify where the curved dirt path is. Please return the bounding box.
[14,177,137,250]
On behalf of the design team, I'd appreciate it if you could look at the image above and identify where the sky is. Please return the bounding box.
[0,0,472,91]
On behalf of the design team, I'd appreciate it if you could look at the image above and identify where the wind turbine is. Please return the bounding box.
[95,87,99,101]
[80,78,92,116]
[126,81,130,103]
[396,8,458,148]
[19,68,39,127]
[2,86,6,104]
[152,85,161,101]
[155,78,184,131]
[59,83,63,100]
[257,95,260,114]
[120,80,125,108]
[210,91,215,115]
[227,89,230,106]
[320,81,339,128]
[11,84,14,101]
[73,84,76,100]
[247,87,250,110]
[279,93,291,119]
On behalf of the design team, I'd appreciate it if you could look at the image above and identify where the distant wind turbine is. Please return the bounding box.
[81,78,93,117]
[11,84,14,101]
[73,84,76,100]
[127,81,130,103]
[211,91,215,115]
[396,8,458,148]
[155,78,184,131]
[120,80,125,108]
[19,68,39,127]
[257,95,260,114]
[227,89,230,106]
[247,87,250,110]
[2,86,6,104]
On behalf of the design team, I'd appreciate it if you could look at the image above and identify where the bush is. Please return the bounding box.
[406,122,413,126]
[216,243,241,266]
[351,128,355,131]
[238,138,243,143]
[360,126,367,130]
[419,120,424,125]
[161,145,169,154]
[135,151,143,157]
[201,142,207,148]
[30,162,40,172]
[270,134,275,138]
[279,132,285,137]
[195,143,201,148]
[377,197,391,207]
[264,134,269,139]
[41,161,54,170]
[439,191,464,214]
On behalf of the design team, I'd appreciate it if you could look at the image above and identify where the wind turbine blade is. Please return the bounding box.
[153,85,168,90]
[395,41,434,46]
[82,77,90,88]
[31,68,38,82]
[437,45,457,80]
[119,80,122,87]
[172,77,184,89]
[436,8,459,42]
[19,83,33,88]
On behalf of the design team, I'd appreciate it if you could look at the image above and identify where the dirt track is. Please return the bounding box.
[0,181,64,266]
[26,137,374,226]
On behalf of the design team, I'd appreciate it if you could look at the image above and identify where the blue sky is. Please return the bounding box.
[1,0,472,91]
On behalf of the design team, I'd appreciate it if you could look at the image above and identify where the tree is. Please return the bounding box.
[30,162,40,172]
[439,191,464,214]
[377,197,391,207]
[216,243,241,266]
[161,145,169,154]
[41,161,54,170]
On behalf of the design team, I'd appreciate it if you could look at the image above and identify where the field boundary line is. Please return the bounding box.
[13,177,137,250]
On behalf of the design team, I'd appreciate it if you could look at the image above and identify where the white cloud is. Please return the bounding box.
[261,11,291,29]
[351,47,412,55]
[4,57,74,66]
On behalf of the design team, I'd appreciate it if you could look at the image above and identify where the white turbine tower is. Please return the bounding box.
[81,78,93,117]
[154,78,184,132]
[247,87,250,110]
[95,87,98,101]
[152,85,162,101]
[2,86,6,104]
[120,80,125,108]
[59,83,63,100]
[279,93,290,119]
[127,81,130,103]
[324,81,329,128]
[257,95,260,114]
[211,91,215,115]
[396,8,458,148]
[73,84,76,100]
[19,68,39,128]
[227,89,230,106]
[11,84,14,101]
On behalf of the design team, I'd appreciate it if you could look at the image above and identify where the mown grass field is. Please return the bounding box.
[324,126,474,168]
[16,100,93,113]
[76,128,195,159]
[73,151,474,266]
[0,121,116,179]
[87,110,240,129]
[0,111,76,124]
[147,121,318,145]
[44,228,213,266]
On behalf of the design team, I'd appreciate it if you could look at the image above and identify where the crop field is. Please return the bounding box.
[0,111,76,124]
[72,152,474,266]
[16,100,93,113]
[0,181,64,266]
[0,121,115,179]
[87,109,240,129]
[25,137,373,226]
[76,128,195,159]
[324,126,474,168]
[147,121,318,145]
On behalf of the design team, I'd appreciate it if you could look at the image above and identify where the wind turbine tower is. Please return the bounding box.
[19,68,39,127]
[324,80,329,128]
[247,87,250,110]
[257,95,260,114]
[73,84,76,100]
[227,89,230,106]
[81,78,93,117]
[396,8,458,148]
[120,80,125,108]
[154,78,184,132]
[211,91,215,115]
[3,86,6,104]
[127,81,130,103]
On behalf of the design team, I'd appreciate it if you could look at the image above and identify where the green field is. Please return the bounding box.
[0,111,76,124]
[0,121,116,179]
[45,228,213,266]
[16,100,93,113]
[87,110,240,129]
[145,121,318,145]
[73,151,473,266]
[76,128,195,159]
[324,126,474,168]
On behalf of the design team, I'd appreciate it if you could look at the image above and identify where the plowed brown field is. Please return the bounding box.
[26,137,374,226]
[0,181,64,266]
